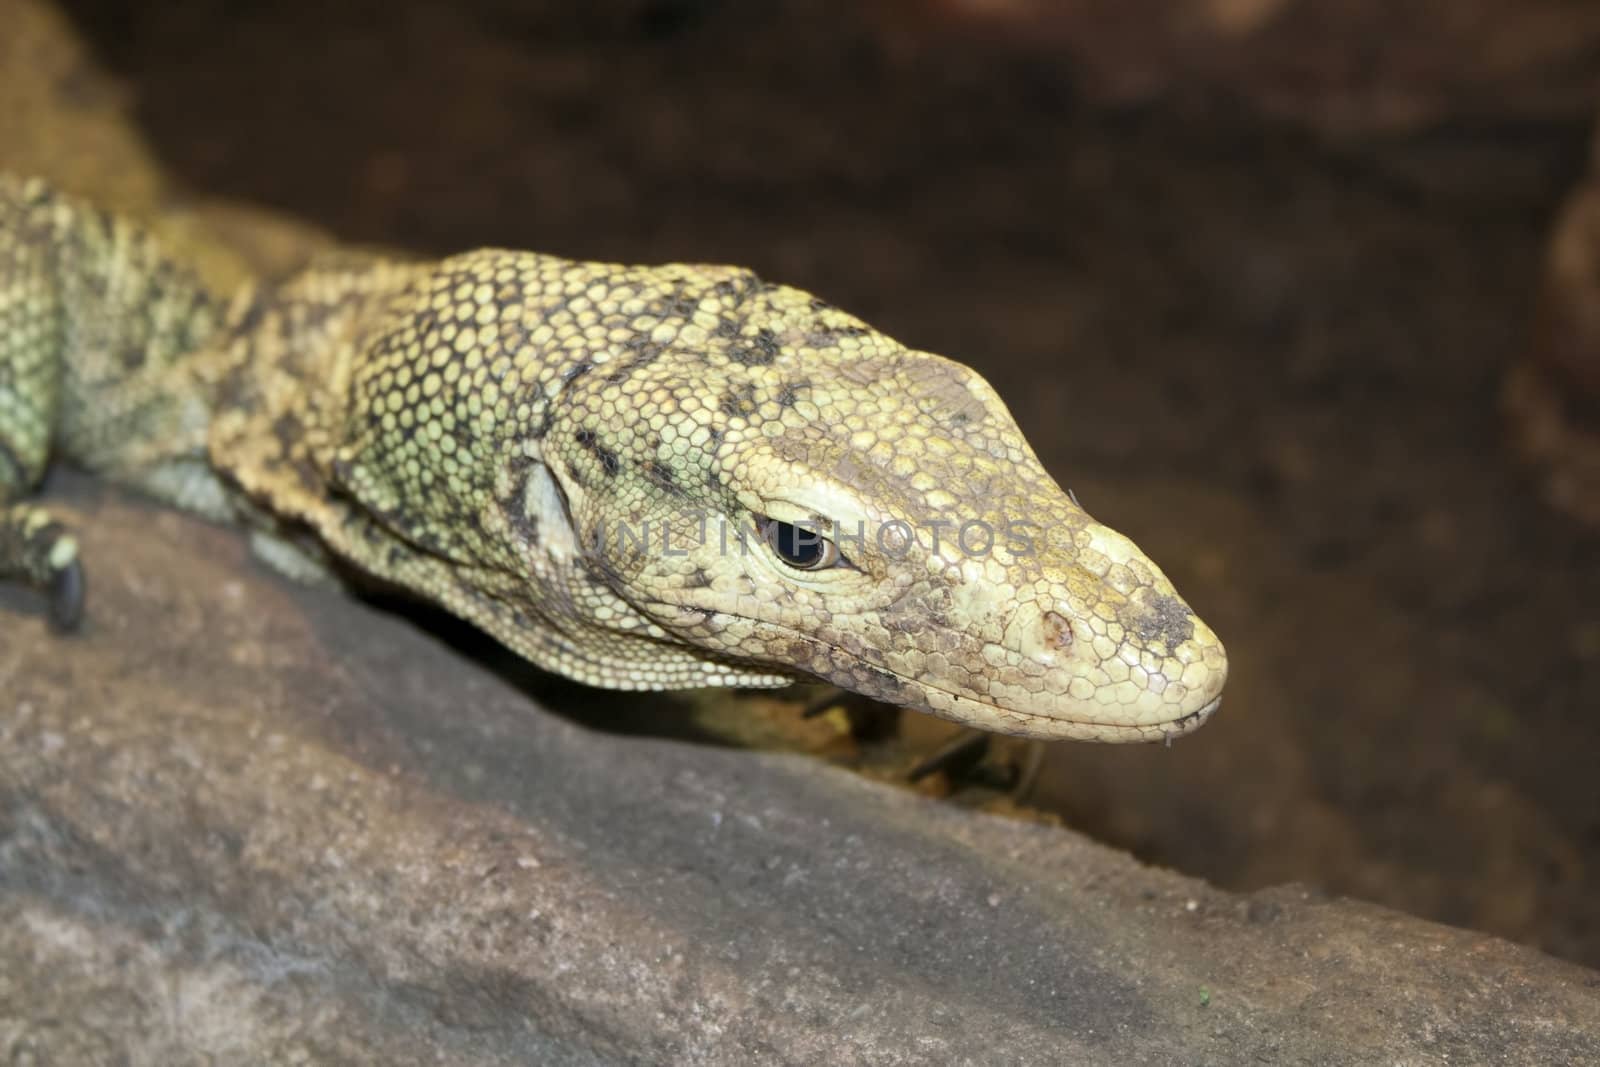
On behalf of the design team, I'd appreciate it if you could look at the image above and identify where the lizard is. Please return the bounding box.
[0,174,1227,742]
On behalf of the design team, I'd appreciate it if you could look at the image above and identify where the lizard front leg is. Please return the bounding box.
[0,174,226,627]
[0,179,83,628]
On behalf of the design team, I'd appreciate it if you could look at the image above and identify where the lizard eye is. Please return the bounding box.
[758,517,840,571]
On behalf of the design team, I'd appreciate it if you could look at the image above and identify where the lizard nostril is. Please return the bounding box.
[1042,610,1074,650]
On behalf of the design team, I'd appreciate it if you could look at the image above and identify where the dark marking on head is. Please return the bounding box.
[684,568,712,589]
[643,460,682,495]
[575,429,620,477]
[719,382,758,419]
[562,361,594,387]
[1131,590,1195,649]
[810,321,870,344]
[1043,611,1074,650]
[729,327,781,367]
[775,379,809,408]
[651,284,701,320]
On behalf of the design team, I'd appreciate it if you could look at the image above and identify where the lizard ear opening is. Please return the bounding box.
[520,460,582,563]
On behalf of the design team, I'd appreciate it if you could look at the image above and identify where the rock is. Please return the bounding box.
[3,477,1598,1064]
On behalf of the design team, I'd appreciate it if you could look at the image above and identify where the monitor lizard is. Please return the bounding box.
[0,174,1226,742]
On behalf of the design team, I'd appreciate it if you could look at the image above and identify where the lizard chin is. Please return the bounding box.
[811,654,1226,743]
[905,680,1225,743]
[673,609,1228,744]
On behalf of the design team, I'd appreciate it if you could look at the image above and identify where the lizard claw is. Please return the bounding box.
[907,730,992,783]
[48,555,85,632]
[1,504,86,632]
[907,729,1046,802]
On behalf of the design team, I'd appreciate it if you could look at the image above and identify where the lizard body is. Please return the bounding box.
[0,175,1226,741]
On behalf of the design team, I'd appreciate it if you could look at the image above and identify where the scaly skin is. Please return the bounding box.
[0,175,1227,741]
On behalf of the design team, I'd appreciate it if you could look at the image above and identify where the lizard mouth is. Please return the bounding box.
[663,602,1223,743]
[860,662,1224,743]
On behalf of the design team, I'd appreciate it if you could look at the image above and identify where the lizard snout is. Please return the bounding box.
[975,559,1228,741]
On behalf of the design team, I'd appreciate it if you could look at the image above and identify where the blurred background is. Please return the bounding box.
[52,0,1600,968]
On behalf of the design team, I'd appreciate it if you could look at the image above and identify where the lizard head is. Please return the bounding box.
[547,265,1227,742]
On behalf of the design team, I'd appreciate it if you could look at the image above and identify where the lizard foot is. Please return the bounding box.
[799,686,901,741]
[798,687,1043,797]
[1,503,86,631]
[907,729,1046,800]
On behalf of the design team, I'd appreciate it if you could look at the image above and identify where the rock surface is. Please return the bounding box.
[4,480,1599,1065]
